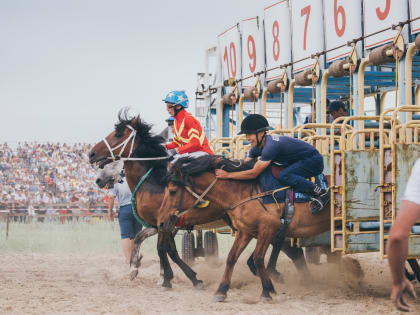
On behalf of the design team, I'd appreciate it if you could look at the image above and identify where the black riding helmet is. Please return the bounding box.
[238,114,270,135]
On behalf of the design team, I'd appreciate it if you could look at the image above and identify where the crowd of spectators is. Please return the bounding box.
[0,142,108,221]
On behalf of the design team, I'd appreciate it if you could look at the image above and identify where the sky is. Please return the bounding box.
[0,0,276,145]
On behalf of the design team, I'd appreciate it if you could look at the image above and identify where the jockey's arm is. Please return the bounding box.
[165,142,178,150]
[216,159,271,180]
[177,137,200,154]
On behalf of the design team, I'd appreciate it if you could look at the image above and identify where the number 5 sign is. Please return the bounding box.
[241,17,264,87]
[363,0,408,49]
[323,0,362,62]
[218,24,241,81]
[291,0,325,73]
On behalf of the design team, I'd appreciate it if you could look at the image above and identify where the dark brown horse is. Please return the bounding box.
[158,155,331,302]
[89,111,308,289]
[89,111,204,289]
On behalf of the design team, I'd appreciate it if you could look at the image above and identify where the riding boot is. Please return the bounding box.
[309,184,330,214]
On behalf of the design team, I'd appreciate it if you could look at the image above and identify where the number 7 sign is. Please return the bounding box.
[291,0,325,73]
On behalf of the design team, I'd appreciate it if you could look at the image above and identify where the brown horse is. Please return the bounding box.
[158,155,331,302]
[89,111,308,289]
[89,110,204,289]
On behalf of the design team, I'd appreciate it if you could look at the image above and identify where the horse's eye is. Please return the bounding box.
[169,190,177,195]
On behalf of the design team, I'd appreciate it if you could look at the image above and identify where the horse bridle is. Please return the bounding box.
[102,125,169,161]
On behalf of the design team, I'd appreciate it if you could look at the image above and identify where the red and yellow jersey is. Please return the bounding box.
[165,110,213,155]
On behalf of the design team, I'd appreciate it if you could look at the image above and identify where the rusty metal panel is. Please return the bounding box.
[395,144,420,211]
[322,155,331,175]
[345,151,380,220]
[408,236,420,257]
[346,233,380,253]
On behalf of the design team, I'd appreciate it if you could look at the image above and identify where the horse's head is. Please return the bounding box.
[89,109,166,168]
[95,160,124,188]
[158,155,216,233]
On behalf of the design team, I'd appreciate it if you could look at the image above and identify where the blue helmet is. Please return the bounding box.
[163,90,189,108]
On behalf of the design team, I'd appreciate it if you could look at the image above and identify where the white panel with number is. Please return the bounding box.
[291,0,325,73]
[410,0,420,34]
[218,24,241,81]
[323,0,362,62]
[264,0,292,81]
[363,0,408,49]
[241,17,264,87]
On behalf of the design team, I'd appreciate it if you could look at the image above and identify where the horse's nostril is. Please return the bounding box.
[159,222,164,228]
[89,151,95,159]
[95,178,100,184]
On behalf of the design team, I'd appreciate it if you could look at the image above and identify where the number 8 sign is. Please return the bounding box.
[218,24,241,81]
[291,0,325,73]
[264,0,292,81]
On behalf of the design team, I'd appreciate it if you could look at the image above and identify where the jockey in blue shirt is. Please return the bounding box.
[216,114,330,213]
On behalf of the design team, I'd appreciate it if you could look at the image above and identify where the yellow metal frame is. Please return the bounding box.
[380,105,420,258]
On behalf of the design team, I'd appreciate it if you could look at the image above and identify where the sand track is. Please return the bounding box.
[1,252,420,314]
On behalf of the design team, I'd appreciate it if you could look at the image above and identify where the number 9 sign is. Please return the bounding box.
[363,0,408,49]
[218,24,241,81]
[290,0,324,73]
[241,17,264,87]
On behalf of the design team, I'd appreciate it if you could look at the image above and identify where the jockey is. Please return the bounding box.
[215,114,329,213]
[163,90,213,159]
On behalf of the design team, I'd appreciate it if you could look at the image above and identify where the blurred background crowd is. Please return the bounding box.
[0,142,107,221]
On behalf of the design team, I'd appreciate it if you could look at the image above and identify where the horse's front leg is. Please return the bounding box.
[254,228,277,301]
[157,231,174,289]
[213,231,252,302]
[166,234,204,289]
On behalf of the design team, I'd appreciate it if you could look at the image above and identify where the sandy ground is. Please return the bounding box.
[1,251,420,315]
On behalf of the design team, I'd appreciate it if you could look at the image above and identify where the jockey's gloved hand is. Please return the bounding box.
[167,148,178,158]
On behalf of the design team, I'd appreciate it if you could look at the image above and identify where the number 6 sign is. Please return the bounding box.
[291,0,325,73]
[363,0,408,49]
[218,24,241,81]
[323,0,362,62]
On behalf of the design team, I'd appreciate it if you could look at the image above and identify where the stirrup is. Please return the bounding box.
[310,197,323,214]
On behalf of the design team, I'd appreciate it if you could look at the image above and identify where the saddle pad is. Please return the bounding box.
[258,165,328,204]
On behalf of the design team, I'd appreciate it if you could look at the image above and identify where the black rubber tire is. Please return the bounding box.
[305,247,321,265]
[182,232,195,265]
[204,231,219,258]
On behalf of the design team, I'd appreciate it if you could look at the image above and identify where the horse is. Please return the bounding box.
[89,110,310,288]
[89,109,204,289]
[157,155,334,302]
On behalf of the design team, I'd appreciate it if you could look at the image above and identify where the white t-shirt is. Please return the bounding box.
[403,158,420,205]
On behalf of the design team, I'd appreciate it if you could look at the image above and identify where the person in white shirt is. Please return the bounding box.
[387,158,420,311]
[108,174,142,262]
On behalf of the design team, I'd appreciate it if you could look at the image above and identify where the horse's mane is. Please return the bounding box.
[115,108,168,187]
[167,155,256,185]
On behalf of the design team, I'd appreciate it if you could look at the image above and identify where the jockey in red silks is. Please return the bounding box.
[163,90,213,161]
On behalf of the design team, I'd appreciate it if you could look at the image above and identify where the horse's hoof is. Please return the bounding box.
[260,296,272,303]
[129,269,138,281]
[162,281,172,290]
[194,280,204,290]
[213,294,226,303]
[268,270,284,283]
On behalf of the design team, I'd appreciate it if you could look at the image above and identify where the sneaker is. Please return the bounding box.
[310,189,330,214]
